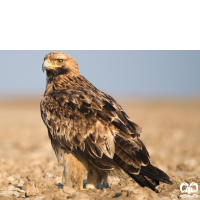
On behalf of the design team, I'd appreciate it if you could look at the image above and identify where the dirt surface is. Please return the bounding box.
[0,98,200,200]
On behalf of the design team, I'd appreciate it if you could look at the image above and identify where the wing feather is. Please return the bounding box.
[40,89,149,173]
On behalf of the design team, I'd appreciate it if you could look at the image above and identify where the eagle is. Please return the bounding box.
[40,51,172,191]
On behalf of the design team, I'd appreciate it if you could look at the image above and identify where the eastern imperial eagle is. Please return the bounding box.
[40,51,172,191]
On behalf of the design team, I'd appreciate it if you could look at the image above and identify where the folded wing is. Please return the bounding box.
[40,88,172,191]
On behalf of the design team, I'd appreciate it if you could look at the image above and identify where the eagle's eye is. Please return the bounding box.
[57,59,63,63]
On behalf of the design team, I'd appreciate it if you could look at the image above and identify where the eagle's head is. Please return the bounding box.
[42,51,80,77]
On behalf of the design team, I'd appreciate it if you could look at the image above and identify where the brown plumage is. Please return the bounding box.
[40,51,172,191]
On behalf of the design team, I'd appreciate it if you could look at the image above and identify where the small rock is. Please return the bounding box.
[158,197,171,200]
[18,178,25,187]
[72,192,90,200]
[119,179,126,187]
[102,188,107,193]
[13,174,21,179]
[27,174,37,181]
[170,194,178,199]
[52,188,69,199]
[121,185,159,200]
[7,185,15,191]
[99,188,107,197]
[114,192,121,198]
[121,190,128,197]
[121,185,136,197]
[121,185,135,191]
[43,172,52,179]
[22,180,29,191]
[23,181,40,197]
[63,185,76,194]
[107,176,120,186]
[7,176,15,183]
[107,190,115,197]
[54,176,62,184]
[1,190,20,197]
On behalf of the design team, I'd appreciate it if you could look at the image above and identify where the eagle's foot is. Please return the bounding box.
[86,184,96,190]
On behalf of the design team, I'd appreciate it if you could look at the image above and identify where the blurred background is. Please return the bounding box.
[0,51,200,198]
[0,50,200,99]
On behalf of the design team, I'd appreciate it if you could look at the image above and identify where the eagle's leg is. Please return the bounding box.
[86,164,108,189]
[86,166,98,189]
[62,152,88,190]
[62,160,73,188]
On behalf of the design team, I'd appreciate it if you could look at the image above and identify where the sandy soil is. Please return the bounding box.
[0,98,200,200]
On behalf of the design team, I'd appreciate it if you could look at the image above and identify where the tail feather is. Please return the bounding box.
[120,162,172,192]
[140,164,173,185]
[128,173,159,192]
[113,135,172,192]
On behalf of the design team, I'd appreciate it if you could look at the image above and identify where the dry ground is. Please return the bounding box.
[0,98,200,200]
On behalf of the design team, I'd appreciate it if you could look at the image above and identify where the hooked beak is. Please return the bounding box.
[42,59,50,72]
[42,59,61,72]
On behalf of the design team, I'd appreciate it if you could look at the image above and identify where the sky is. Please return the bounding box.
[0,51,199,99]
